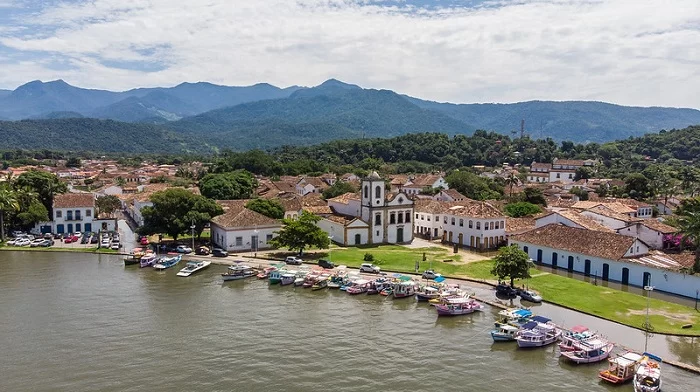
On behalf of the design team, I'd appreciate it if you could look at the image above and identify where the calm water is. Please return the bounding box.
[0,252,697,392]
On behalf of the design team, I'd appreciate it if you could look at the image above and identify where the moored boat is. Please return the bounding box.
[257,266,277,279]
[559,325,597,352]
[491,324,519,342]
[124,247,150,266]
[494,308,532,328]
[559,339,614,364]
[269,268,286,285]
[280,271,297,286]
[294,269,309,286]
[633,353,662,392]
[346,279,370,295]
[153,254,182,270]
[599,351,644,384]
[416,286,441,301]
[311,275,329,290]
[392,281,416,299]
[435,297,484,316]
[515,316,562,348]
[176,260,211,277]
[222,264,257,281]
[139,253,158,268]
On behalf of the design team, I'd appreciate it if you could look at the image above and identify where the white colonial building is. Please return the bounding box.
[210,200,281,253]
[318,172,414,245]
[616,220,677,250]
[414,199,506,250]
[50,193,116,234]
[509,224,700,299]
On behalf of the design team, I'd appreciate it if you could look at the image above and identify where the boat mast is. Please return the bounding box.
[643,281,654,352]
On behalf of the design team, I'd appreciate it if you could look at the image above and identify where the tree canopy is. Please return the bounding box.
[96,195,122,216]
[322,181,357,200]
[268,211,330,255]
[504,202,542,218]
[14,170,67,214]
[199,170,257,200]
[139,188,223,240]
[245,198,284,219]
[445,170,503,200]
[491,245,532,287]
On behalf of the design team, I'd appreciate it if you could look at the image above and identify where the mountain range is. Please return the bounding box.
[0,78,699,152]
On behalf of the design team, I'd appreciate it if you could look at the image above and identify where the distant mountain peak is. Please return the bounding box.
[318,79,361,89]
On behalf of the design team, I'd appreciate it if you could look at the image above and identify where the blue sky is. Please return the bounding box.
[1,0,699,108]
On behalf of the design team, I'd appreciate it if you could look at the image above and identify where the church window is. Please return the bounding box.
[468,220,473,228]
[490,222,494,230]
[398,213,404,224]
[375,186,381,199]
[451,217,455,225]
[405,212,411,222]
[375,214,381,226]
[443,216,447,224]
[364,185,368,199]
[495,221,500,229]
[476,222,481,230]
[459,219,464,227]
[390,213,396,224]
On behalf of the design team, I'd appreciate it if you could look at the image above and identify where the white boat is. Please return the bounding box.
[221,264,257,281]
[280,271,297,286]
[153,254,182,270]
[176,260,211,277]
[633,353,662,392]
[491,324,519,342]
[294,269,310,286]
[515,316,562,348]
[560,339,615,364]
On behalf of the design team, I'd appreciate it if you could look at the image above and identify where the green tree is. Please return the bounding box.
[96,195,122,217]
[675,211,700,273]
[14,170,67,215]
[445,170,503,200]
[322,181,357,200]
[491,245,532,287]
[199,170,257,200]
[245,198,284,219]
[523,187,547,206]
[139,188,223,240]
[0,185,19,242]
[504,202,542,218]
[625,173,652,200]
[570,186,589,201]
[504,172,519,198]
[65,157,81,168]
[573,166,593,181]
[269,211,330,255]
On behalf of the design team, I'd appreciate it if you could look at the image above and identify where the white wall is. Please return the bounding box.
[580,211,628,230]
[535,213,585,229]
[53,206,96,233]
[211,224,279,252]
[509,241,700,298]
[616,224,665,250]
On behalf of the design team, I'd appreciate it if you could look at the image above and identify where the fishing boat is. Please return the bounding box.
[428,286,468,306]
[311,276,329,290]
[633,353,662,392]
[435,297,484,316]
[346,279,370,295]
[294,269,309,286]
[221,264,257,281]
[515,316,562,348]
[366,280,380,295]
[124,247,149,266]
[393,281,417,299]
[494,308,533,328]
[268,268,286,285]
[559,325,598,352]
[176,260,211,277]
[491,324,520,342]
[559,339,615,364]
[257,266,277,279]
[302,270,321,288]
[280,271,297,286]
[139,253,158,268]
[599,351,644,384]
[153,254,182,270]
[416,286,441,301]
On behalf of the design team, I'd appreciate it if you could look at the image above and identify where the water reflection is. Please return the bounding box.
[665,335,700,366]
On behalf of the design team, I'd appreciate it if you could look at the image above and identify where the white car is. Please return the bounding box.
[359,263,381,274]
[110,242,121,250]
[176,245,192,254]
[421,270,442,280]
[14,238,31,247]
[30,238,46,247]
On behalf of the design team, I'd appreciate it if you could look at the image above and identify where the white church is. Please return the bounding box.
[318,172,414,245]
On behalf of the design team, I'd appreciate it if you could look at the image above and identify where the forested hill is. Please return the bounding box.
[0,119,206,153]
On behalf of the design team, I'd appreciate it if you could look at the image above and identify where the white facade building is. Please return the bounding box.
[52,193,97,234]
[616,220,677,250]
[210,200,281,253]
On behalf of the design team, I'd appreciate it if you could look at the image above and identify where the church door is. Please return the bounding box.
[397,228,404,243]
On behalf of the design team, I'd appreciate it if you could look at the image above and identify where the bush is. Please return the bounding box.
[363,253,374,261]
[504,202,542,218]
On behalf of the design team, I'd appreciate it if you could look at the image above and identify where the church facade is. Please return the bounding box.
[319,172,414,246]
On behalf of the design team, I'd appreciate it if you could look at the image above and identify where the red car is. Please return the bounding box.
[64,235,79,243]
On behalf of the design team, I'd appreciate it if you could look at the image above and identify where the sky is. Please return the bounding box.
[0,0,699,108]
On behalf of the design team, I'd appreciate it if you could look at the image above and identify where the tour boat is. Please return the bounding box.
[176,260,211,277]
[515,316,563,348]
[280,271,297,286]
[346,279,370,295]
[416,286,441,301]
[139,253,158,268]
[494,308,533,328]
[257,266,277,279]
[599,352,644,384]
[392,281,417,299]
[633,353,662,392]
[490,324,520,342]
[558,325,597,351]
[428,286,468,306]
[153,254,182,270]
[221,264,257,281]
[434,297,484,316]
[559,339,615,364]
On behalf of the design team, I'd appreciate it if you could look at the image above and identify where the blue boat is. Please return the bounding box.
[153,254,182,270]
[491,324,519,342]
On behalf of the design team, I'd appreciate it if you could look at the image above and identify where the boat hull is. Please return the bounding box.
[124,258,140,266]
[491,331,516,342]
[560,344,614,364]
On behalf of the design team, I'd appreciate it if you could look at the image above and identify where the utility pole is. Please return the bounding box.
[643,283,654,352]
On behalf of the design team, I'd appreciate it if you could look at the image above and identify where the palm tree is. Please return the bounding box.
[504,172,519,198]
[0,186,19,243]
[676,211,700,274]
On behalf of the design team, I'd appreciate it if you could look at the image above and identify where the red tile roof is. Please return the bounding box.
[53,193,95,208]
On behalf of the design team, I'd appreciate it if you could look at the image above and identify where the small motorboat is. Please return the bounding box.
[124,247,150,266]
[280,271,297,286]
[139,253,158,268]
[176,260,211,277]
[294,269,309,286]
[491,324,519,342]
[153,254,182,270]
[633,353,662,392]
[495,308,533,328]
[392,281,416,299]
[311,277,329,291]
[599,352,644,384]
[222,264,257,281]
[346,279,370,295]
[416,286,441,302]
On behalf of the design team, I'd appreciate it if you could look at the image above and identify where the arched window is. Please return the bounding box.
[459,219,464,227]
[468,220,473,228]
[375,214,381,226]
[375,185,381,199]
[364,185,368,199]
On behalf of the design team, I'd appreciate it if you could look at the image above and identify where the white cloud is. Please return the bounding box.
[0,0,699,108]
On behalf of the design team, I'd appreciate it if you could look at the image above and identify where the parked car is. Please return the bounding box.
[14,238,31,247]
[30,238,46,247]
[90,236,98,244]
[212,248,228,257]
[496,283,518,298]
[80,236,90,244]
[285,256,303,265]
[421,270,442,280]
[518,289,543,303]
[176,245,192,254]
[318,259,335,269]
[43,233,54,240]
[359,263,381,274]
[73,232,82,238]
[36,239,53,247]
[64,235,79,244]
[195,246,210,255]
[110,242,120,250]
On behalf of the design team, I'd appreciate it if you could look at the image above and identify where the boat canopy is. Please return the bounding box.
[642,352,663,362]
[500,325,519,331]
[530,315,551,324]
[570,325,589,333]
[446,297,473,304]
[514,309,532,317]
